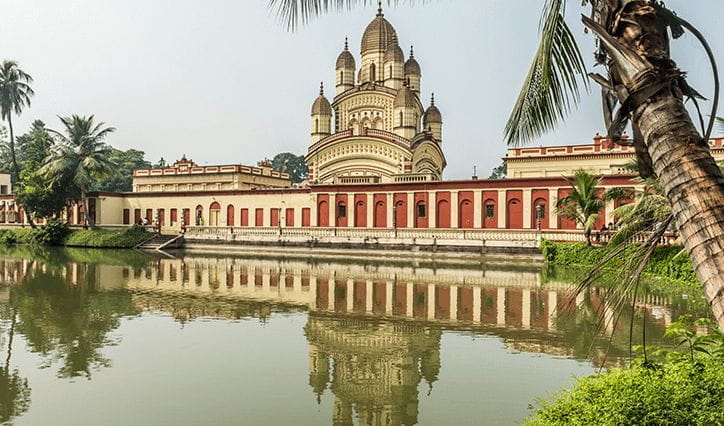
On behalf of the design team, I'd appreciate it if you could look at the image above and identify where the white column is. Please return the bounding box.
[473,190,482,228]
[428,191,436,228]
[473,287,481,323]
[427,284,436,320]
[366,194,374,228]
[549,188,558,229]
[329,194,336,227]
[522,189,532,229]
[522,289,531,329]
[496,287,506,325]
[294,207,302,228]
[450,192,459,228]
[497,190,506,228]
[311,195,318,227]
[386,193,394,228]
[450,285,458,321]
[309,276,318,310]
[348,194,355,228]
[406,192,414,227]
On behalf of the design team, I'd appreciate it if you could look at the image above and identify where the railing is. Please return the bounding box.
[337,176,381,184]
[308,128,413,155]
[393,173,433,183]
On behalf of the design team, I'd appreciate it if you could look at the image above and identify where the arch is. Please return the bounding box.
[459,199,474,229]
[336,199,348,227]
[317,200,329,227]
[506,198,523,229]
[399,111,403,127]
[436,199,450,228]
[374,199,386,228]
[349,118,359,135]
[340,70,344,84]
[354,200,366,228]
[209,202,221,227]
[315,118,319,133]
[372,116,383,130]
[483,198,497,228]
[359,117,371,134]
[370,62,376,81]
[394,199,407,228]
[195,205,203,226]
[226,205,235,227]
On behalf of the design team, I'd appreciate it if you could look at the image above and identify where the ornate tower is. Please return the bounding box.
[335,37,355,95]
[404,46,421,95]
[359,3,398,84]
[393,79,420,140]
[383,43,405,90]
[423,93,443,142]
[311,82,332,144]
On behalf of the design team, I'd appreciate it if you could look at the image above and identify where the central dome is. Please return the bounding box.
[361,9,398,55]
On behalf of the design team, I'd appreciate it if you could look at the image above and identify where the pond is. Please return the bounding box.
[0,247,704,425]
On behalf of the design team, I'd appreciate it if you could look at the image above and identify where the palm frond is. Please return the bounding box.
[504,0,588,146]
[269,0,414,31]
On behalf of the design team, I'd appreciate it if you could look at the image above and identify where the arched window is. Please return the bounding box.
[370,63,376,81]
[389,65,392,79]
[399,111,403,127]
[315,118,319,133]
[340,70,344,83]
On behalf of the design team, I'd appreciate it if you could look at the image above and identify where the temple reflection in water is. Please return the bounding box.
[0,253,681,426]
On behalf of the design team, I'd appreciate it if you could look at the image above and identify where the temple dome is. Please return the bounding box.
[361,7,399,55]
[404,46,420,75]
[394,82,418,108]
[423,94,442,123]
[311,83,332,115]
[383,44,404,63]
[336,38,356,69]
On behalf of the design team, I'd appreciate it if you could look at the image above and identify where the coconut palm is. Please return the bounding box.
[0,61,34,181]
[270,0,724,328]
[556,170,621,246]
[40,115,115,226]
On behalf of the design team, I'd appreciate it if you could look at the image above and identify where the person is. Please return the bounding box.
[142,217,149,226]
[600,224,608,233]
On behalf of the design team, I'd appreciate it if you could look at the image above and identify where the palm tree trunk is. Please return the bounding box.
[7,115,19,182]
[633,95,724,329]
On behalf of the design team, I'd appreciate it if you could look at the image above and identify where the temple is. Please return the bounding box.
[0,5,723,247]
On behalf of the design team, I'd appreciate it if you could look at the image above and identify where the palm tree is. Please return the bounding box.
[556,170,612,245]
[0,61,34,182]
[40,115,115,227]
[270,0,724,328]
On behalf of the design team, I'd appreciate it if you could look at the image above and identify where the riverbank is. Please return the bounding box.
[0,224,152,248]
[540,240,697,287]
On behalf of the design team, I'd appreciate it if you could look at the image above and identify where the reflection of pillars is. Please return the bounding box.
[72,263,79,285]
[293,274,302,294]
[496,287,506,325]
[575,292,585,306]
[328,278,335,312]
[547,291,558,330]
[309,276,317,310]
[385,280,393,315]
[427,284,435,320]
[450,285,458,321]
[406,282,413,317]
[522,288,531,329]
[473,287,481,323]
[262,272,270,293]
[604,303,615,334]
[346,278,353,312]
[365,280,373,313]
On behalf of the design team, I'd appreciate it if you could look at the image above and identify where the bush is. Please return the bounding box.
[63,225,151,248]
[29,219,70,245]
[540,241,698,286]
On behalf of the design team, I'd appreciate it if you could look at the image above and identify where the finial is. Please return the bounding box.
[319,81,324,96]
[430,93,435,106]
[409,45,414,58]
[376,1,383,16]
[344,37,348,51]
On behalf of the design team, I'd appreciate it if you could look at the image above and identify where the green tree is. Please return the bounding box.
[271,152,308,184]
[488,162,507,179]
[0,61,34,182]
[40,115,115,226]
[93,148,152,192]
[271,0,724,327]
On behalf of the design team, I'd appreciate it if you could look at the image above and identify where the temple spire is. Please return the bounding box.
[344,36,348,51]
[319,81,324,96]
[430,92,435,106]
[410,45,415,58]
[376,1,383,16]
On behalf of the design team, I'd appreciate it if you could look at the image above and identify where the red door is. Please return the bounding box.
[182,209,190,227]
[227,205,235,226]
[507,199,523,229]
[355,201,366,227]
[317,200,329,227]
[170,208,178,226]
[123,209,130,225]
[394,200,407,228]
[270,208,280,227]
[158,209,165,227]
[459,200,473,228]
[483,200,497,228]
[240,208,249,226]
[255,208,264,226]
[436,200,450,228]
[302,208,311,227]
[374,201,386,228]
[146,209,153,223]
[285,208,294,227]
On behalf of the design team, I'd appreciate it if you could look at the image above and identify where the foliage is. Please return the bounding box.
[270,152,308,184]
[62,225,151,248]
[92,148,152,192]
[28,219,69,246]
[526,319,724,425]
[0,228,35,245]
[41,115,115,224]
[540,240,697,286]
[0,60,34,181]
[488,162,507,179]
[504,0,588,145]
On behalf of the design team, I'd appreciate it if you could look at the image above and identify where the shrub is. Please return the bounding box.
[29,219,70,246]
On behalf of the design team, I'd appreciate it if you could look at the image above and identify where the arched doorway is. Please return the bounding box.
[226,205,235,227]
[506,198,523,229]
[436,199,450,228]
[459,199,474,228]
[374,200,386,228]
[336,200,348,227]
[483,199,497,228]
[195,205,203,226]
[355,200,366,227]
[209,202,221,226]
[533,198,547,230]
[317,200,329,227]
[394,200,407,228]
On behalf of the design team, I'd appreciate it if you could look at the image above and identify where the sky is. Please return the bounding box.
[1,0,723,179]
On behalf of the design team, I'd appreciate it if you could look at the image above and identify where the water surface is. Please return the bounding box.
[0,247,701,425]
